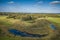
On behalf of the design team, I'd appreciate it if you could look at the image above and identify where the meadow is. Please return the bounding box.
[0,12,60,40]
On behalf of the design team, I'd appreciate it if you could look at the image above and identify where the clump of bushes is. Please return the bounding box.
[7,15,16,19]
[7,14,18,19]
[7,14,21,19]
[21,15,36,21]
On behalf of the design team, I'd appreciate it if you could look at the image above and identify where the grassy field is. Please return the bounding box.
[0,13,60,40]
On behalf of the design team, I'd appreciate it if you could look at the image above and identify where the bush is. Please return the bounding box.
[7,14,16,19]
[21,15,35,21]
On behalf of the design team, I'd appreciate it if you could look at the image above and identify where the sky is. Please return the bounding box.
[0,0,60,13]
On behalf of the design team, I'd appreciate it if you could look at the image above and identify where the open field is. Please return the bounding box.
[0,12,60,40]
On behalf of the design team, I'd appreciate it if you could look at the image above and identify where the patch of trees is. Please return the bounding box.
[21,15,36,21]
[0,12,8,16]
[7,15,16,19]
[0,12,60,19]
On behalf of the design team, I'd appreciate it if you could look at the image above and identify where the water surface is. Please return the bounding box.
[8,29,48,37]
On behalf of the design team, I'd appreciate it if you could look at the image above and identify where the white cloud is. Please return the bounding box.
[8,1,14,4]
[50,1,60,4]
[33,1,43,6]
[37,1,43,4]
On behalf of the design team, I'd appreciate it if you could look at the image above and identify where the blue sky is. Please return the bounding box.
[0,0,60,13]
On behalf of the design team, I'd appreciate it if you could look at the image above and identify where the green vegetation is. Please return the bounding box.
[21,15,33,21]
[0,29,2,33]
[0,12,60,40]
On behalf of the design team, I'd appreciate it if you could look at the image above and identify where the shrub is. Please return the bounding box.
[7,14,16,19]
[21,15,35,21]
